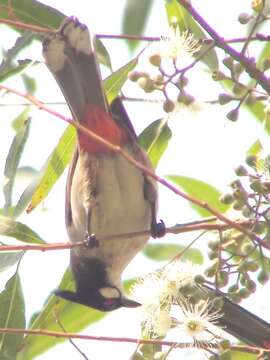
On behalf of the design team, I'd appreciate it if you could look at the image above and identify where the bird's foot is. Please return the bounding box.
[151,219,166,238]
[84,232,99,248]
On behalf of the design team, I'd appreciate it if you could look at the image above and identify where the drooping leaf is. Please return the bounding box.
[165,0,218,70]
[3,113,30,215]
[18,268,106,360]
[0,32,34,73]
[94,37,112,69]
[167,175,229,217]
[23,125,76,214]
[0,268,25,359]
[143,243,203,263]
[0,252,23,272]
[122,0,153,51]
[0,216,45,244]
[0,0,65,29]
[104,56,138,104]
[139,119,172,168]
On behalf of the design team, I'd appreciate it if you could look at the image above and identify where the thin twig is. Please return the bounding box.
[0,327,267,355]
[0,220,255,252]
[0,83,267,249]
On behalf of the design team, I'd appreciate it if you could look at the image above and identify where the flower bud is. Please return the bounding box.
[234,165,248,176]
[128,71,143,82]
[238,13,251,24]
[212,70,226,81]
[226,108,239,121]
[245,154,257,167]
[218,93,234,105]
[219,193,234,205]
[137,77,155,93]
[252,0,263,12]
[223,57,234,70]
[258,270,269,285]
[233,83,245,95]
[163,99,175,113]
[149,54,162,67]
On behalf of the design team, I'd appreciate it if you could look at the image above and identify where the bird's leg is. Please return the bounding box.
[84,207,99,248]
[150,203,166,239]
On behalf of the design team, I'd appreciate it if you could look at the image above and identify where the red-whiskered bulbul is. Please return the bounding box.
[42,17,270,350]
[42,17,164,311]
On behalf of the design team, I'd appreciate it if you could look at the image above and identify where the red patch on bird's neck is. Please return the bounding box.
[78,105,127,154]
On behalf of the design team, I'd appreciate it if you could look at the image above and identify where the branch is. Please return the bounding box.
[0,219,255,252]
[177,0,270,94]
[0,327,267,355]
[0,85,268,249]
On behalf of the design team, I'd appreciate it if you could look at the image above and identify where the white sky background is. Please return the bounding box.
[1,0,270,359]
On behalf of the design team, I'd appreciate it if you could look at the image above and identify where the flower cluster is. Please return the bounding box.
[131,260,226,347]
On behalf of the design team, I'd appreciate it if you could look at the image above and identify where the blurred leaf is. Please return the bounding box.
[122,0,153,51]
[3,113,30,215]
[167,175,229,217]
[22,73,37,93]
[0,267,25,359]
[246,139,263,157]
[0,216,45,244]
[0,0,65,29]
[24,125,76,213]
[104,57,138,104]
[94,37,112,69]
[0,252,23,272]
[0,59,36,82]
[0,32,34,73]
[139,119,172,168]
[143,243,203,263]
[18,268,106,360]
[165,0,218,70]
[231,351,256,360]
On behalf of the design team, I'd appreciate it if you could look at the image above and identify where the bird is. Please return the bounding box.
[42,16,270,351]
[42,17,164,312]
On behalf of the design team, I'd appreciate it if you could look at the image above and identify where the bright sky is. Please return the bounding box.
[1,1,270,359]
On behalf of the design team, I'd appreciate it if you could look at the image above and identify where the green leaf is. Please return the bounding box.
[166,175,229,217]
[0,32,34,73]
[122,0,153,52]
[104,57,138,104]
[94,37,112,69]
[0,268,25,360]
[143,243,203,263]
[0,216,45,244]
[165,0,218,70]
[18,268,106,360]
[139,119,172,168]
[0,252,23,272]
[3,113,30,215]
[0,60,36,83]
[0,0,65,29]
[246,139,263,157]
[20,125,76,214]
[230,351,256,360]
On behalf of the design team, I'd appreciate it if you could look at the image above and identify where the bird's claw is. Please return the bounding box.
[84,232,99,248]
[151,219,166,238]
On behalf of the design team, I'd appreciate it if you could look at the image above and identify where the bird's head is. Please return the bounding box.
[54,286,140,311]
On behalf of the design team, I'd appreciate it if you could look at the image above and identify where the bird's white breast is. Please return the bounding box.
[68,145,152,283]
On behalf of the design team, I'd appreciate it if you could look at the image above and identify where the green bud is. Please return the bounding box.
[253,222,265,234]
[250,179,263,193]
[177,93,194,105]
[230,179,242,189]
[137,77,155,93]
[223,57,234,70]
[220,349,232,360]
[194,274,205,284]
[233,200,244,210]
[128,71,144,82]
[177,75,188,88]
[219,339,231,350]
[204,266,216,278]
[149,54,162,67]
[208,250,218,260]
[212,70,226,81]
[245,93,257,106]
[228,284,238,293]
[219,193,234,205]
[233,83,246,95]
[238,13,251,24]
[258,270,269,285]
[238,287,250,299]
[163,99,175,113]
[262,58,270,71]
[208,239,220,251]
[212,296,224,310]
[218,93,234,105]
[246,279,256,292]
[242,205,252,218]
[241,242,253,254]
[217,271,229,287]
[152,74,164,86]
[234,165,248,176]
[226,108,239,121]
[252,0,263,12]
[261,181,270,193]
[245,154,257,167]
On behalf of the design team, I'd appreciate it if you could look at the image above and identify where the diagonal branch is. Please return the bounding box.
[177,0,270,94]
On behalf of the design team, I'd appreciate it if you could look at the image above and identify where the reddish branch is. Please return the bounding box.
[0,83,268,249]
[177,0,270,94]
[0,327,267,355]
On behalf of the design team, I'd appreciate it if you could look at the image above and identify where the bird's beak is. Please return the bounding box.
[121,297,141,308]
